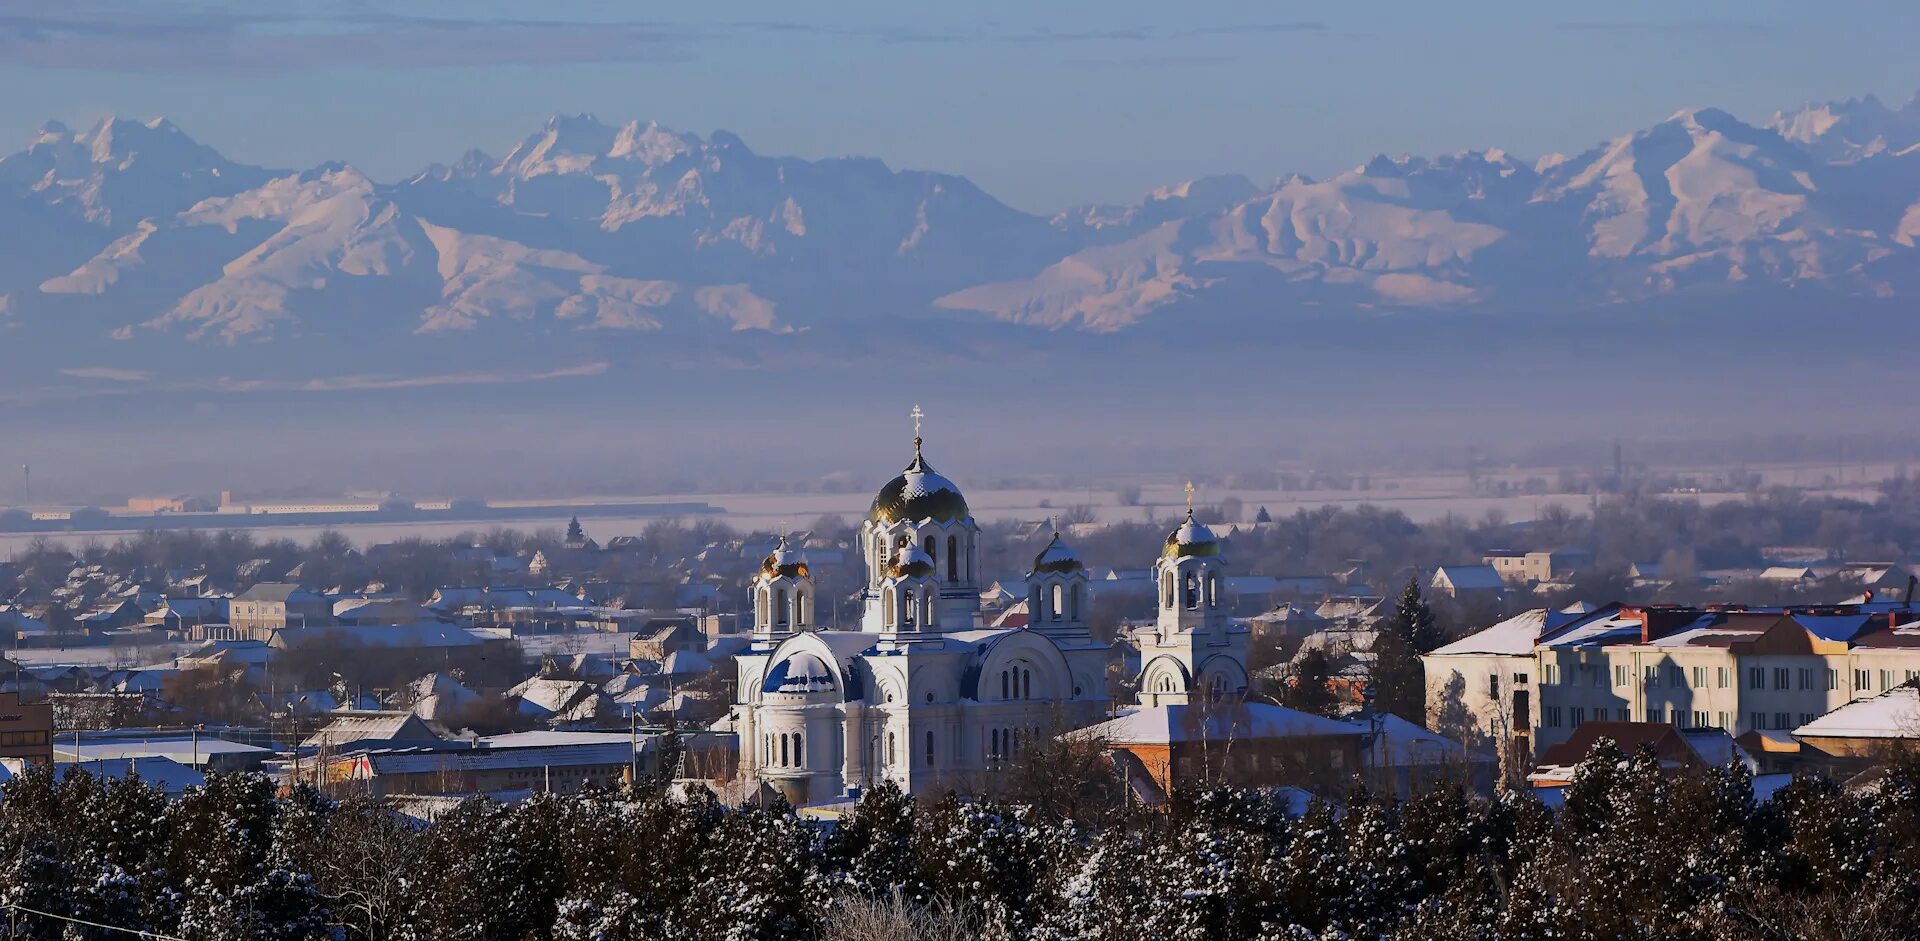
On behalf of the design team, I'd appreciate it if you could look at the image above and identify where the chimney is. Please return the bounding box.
[1626,605,1698,643]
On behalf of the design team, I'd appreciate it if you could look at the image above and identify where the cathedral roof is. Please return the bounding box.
[759,535,809,579]
[1163,512,1220,559]
[869,438,970,525]
[1030,532,1085,575]
[762,652,836,695]
[890,542,936,578]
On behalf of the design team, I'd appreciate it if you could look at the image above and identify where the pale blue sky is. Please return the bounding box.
[4,0,1919,211]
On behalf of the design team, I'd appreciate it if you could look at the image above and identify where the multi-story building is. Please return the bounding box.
[1426,601,1920,762]
[229,582,332,640]
[0,692,53,766]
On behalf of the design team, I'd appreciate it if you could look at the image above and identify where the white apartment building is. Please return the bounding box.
[1426,602,1920,760]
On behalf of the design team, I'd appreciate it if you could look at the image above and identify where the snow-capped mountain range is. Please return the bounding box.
[7,93,1920,348]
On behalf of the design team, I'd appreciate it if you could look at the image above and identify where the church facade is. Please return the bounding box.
[732,427,1247,805]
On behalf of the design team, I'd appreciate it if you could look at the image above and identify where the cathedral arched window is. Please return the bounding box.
[1184,571,1200,610]
[1023,668,1033,700]
[793,732,804,767]
[775,587,788,625]
[1051,584,1064,622]
[794,589,807,627]
[1207,573,1219,609]
[947,535,958,581]
[924,535,937,571]
[1163,572,1175,609]
[990,728,1000,760]
[887,731,897,768]
[1070,583,1082,621]
[883,590,895,627]
[925,730,935,767]
[780,734,789,767]
[1001,670,1010,700]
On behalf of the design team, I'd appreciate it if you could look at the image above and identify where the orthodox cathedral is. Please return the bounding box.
[733,415,1248,805]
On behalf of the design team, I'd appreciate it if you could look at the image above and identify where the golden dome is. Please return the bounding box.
[868,438,970,524]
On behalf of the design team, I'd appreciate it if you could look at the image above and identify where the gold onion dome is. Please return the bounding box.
[760,535,810,579]
[1162,511,1221,559]
[890,541,936,578]
[868,437,970,524]
[1031,532,1085,575]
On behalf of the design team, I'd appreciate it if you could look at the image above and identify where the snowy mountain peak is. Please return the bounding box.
[608,120,695,164]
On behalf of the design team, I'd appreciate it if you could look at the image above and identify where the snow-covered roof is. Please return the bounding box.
[1354,714,1487,766]
[1428,609,1549,657]
[302,711,440,748]
[1795,686,1920,740]
[56,735,269,767]
[1432,565,1505,591]
[1071,702,1361,745]
[37,756,206,794]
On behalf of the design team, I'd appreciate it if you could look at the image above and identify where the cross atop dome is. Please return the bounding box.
[1184,480,1195,518]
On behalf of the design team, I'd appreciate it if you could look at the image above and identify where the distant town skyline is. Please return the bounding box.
[4,0,1919,211]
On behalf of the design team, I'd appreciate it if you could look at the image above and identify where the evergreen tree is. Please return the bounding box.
[566,516,586,543]
[1371,576,1442,720]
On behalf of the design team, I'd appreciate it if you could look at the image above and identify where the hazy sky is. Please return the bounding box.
[4,0,1920,211]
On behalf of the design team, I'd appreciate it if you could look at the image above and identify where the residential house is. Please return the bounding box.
[229,583,331,640]
[1430,565,1506,600]
[1483,548,1592,586]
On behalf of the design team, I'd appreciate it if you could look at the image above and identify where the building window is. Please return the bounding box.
[1752,712,1766,730]
[1717,667,1730,689]
[1489,673,1501,699]
[925,731,935,767]
[1799,713,1815,726]
[1774,712,1790,730]
[1717,711,1729,729]
[1858,669,1873,691]
[947,535,959,581]
[1827,668,1838,691]
[1774,668,1790,690]
[793,733,803,767]
[1570,707,1586,726]
[1649,705,1664,724]
[1692,710,1708,729]
[1671,665,1685,687]
[1644,665,1659,688]
[1882,670,1895,691]
[1514,672,1529,686]
[1614,665,1628,687]
[1749,667,1764,689]
[887,732,896,768]
[780,735,789,767]
[1692,666,1706,688]
[1617,708,1630,721]
[1544,706,1563,728]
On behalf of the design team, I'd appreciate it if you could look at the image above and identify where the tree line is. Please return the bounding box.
[4,742,1919,940]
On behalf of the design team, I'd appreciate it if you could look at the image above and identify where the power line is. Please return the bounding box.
[4,903,190,941]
